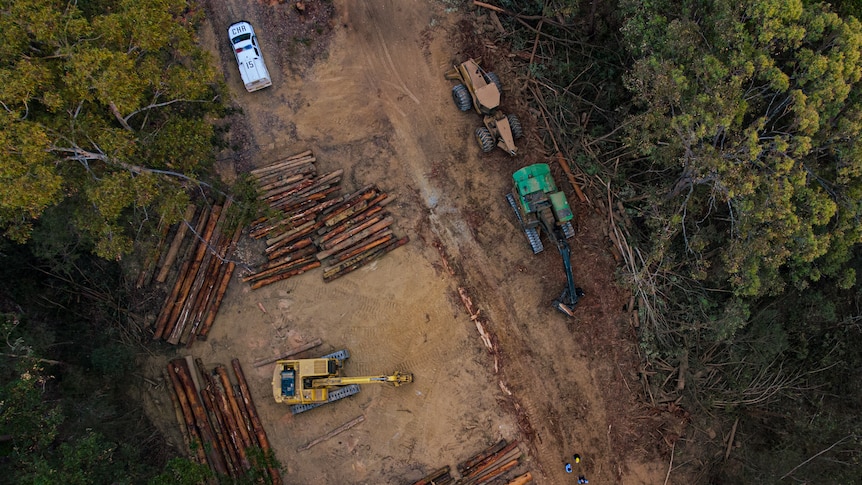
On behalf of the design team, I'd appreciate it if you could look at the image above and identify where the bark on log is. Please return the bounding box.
[556,151,587,203]
[157,204,198,283]
[471,457,519,484]
[316,219,394,260]
[317,204,384,242]
[164,204,223,343]
[322,232,395,272]
[182,224,233,345]
[252,338,324,368]
[169,359,227,476]
[250,150,313,176]
[322,215,389,250]
[166,364,208,466]
[200,386,239,478]
[459,439,508,474]
[321,189,378,225]
[152,260,190,340]
[164,369,197,462]
[216,366,253,452]
[506,472,533,485]
[412,465,451,485]
[463,443,521,481]
[462,440,520,478]
[242,256,317,284]
[136,219,170,288]
[232,359,282,485]
[266,219,318,247]
[250,261,321,290]
[210,371,249,472]
[263,239,316,263]
[323,235,407,282]
[196,223,243,341]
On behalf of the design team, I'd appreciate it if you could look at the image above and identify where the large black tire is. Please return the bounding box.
[485,72,502,93]
[452,84,472,111]
[476,127,496,153]
[507,114,524,139]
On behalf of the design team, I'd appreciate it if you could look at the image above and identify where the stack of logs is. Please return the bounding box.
[243,150,408,289]
[152,200,242,347]
[411,439,529,485]
[166,357,282,484]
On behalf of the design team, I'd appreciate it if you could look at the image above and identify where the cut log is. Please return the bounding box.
[252,338,324,368]
[297,415,365,452]
[506,472,533,485]
[322,232,394,272]
[165,365,208,466]
[157,204,198,283]
[212,367,250,471]
[322,215,389,250]
[169,359,227,476]
[216,366,253,452]
[250,261,321,290]
[323,235,408,282]
[136,219,170,288]
[316,219,394,260]
[195,222,243,341]
[164,369,196,463]
[459,439,508,474]
[167,203,226,344]
[265,238,316,262]
[242,256,317,284]
[412,466,451,485]
[266,219,318,248]
[556,151,587,203]
[152,260,190,340]
[200,386,239,478]
[232,359,282,485]
[462,440,520,478]
[250,151,314,176]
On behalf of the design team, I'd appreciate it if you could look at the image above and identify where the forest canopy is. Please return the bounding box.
[0,0,223,259]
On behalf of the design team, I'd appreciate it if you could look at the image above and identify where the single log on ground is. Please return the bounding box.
[252,338,324,368]
[157,204,198,283]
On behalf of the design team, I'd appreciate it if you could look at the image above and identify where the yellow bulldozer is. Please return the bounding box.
[272,349,412,414]
[446,58,523,155]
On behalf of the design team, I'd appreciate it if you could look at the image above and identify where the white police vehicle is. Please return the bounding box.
[228,21,272,92]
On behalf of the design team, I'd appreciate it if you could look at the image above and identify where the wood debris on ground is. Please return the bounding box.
[244,150,408,289]
[166,357,282,484]
[149,199,242,347]
[411,438,530,485]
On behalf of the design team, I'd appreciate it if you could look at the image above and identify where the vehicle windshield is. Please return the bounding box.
[231,33,252,44]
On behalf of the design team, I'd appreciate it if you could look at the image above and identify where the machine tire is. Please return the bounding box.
[507,114,524,139]
[452,84,472,111]
[476,127,496,152]
[485,72,502,93]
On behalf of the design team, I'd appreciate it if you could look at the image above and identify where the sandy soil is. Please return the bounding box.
[142,1,676,483]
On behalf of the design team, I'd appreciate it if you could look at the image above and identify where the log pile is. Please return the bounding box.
[244,151,408,288]
[166,357,282,484]
[410,439,527,485]
[152,200,242,347]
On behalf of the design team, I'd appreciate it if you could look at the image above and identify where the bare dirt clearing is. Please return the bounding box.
[143,1,673,483]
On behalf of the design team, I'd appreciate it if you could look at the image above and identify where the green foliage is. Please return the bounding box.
[0,0,224,259]
[148,457,213,485]
[621,0,862,301]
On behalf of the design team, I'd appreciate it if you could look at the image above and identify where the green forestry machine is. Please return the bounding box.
[507,163,584,316]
